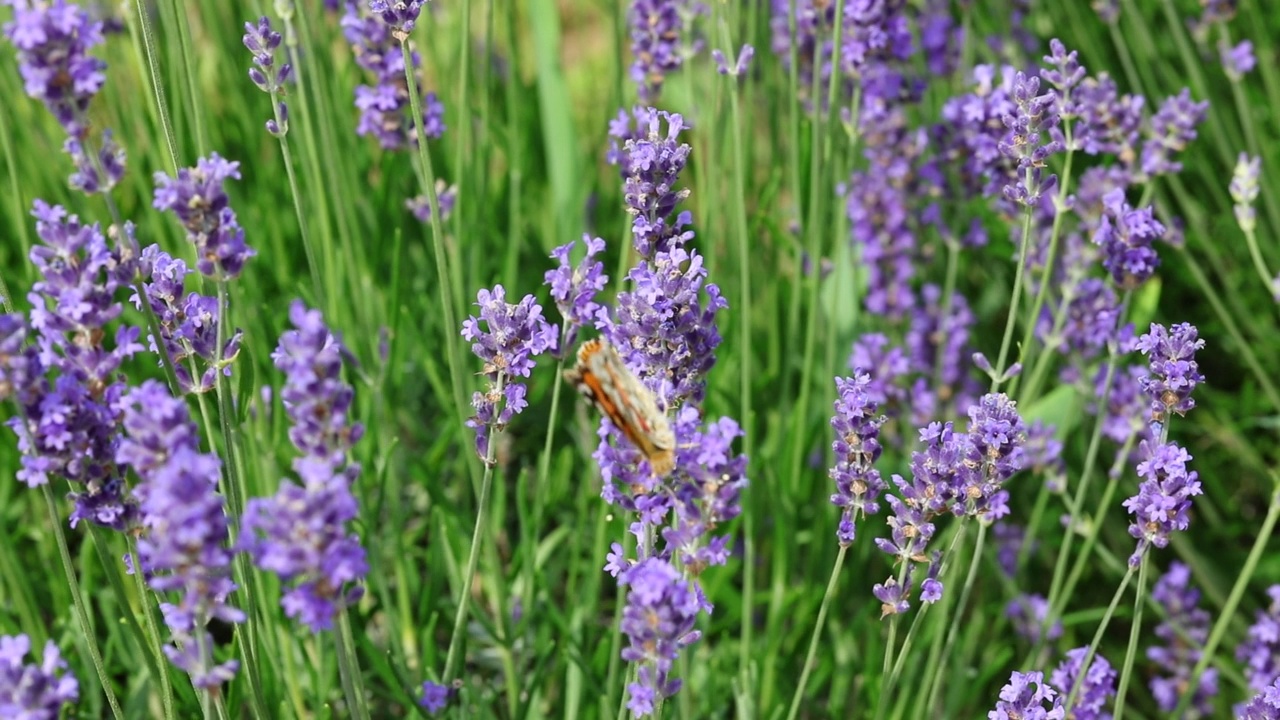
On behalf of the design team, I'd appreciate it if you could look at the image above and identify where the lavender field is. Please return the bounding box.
[2,0,1280,717]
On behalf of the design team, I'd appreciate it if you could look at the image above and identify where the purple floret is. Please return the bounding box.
[0,634,79,719]
[1135,322,1204,423]
[988,670,1064,720]
[153,154,256,280]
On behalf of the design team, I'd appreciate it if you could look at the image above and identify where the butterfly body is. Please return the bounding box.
[565,339,676,477]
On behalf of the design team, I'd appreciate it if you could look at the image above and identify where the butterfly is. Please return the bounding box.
[564,339,676,477]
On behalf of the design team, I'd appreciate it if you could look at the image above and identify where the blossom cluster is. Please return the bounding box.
[461,285,557,462]
[7,201,140,530]
[341,1,445,150]
[0,634,79,719]
[241,301,368,632]
[117,381,243,688]
[3,0,125,193]
[153,154,256,281]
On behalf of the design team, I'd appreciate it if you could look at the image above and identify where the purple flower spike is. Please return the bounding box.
[828,373,887,545]
[153,154,256,280]
[461,286,556,461]
[1049,647,1116,720]
[1007,594,1062,643]
[959,393,1027,522]
[406,181,458,225]
[608,107,695,258]
[989,670,1065,720]
[712,44,754,76]
[999,71,1063,207]
[3,0,125,194]
[629,0,697,102]
[9,200,140,530]
[1231,152,1261,234]
[117,381,243,689]
[1242,676,1280,720]
[343,3,446,149]
[1149,562,1218,714]
[132,245,242,394]
[272,300,365,484]
[619,558,701,716]
[545,235,609,352]
[1092,188,1164,289]
[0,634,79,719]
[243,302,368,632]
[1123,442,1201,565]
[873,567,914,618]
[1222,40,1256,80]
[1135,322,1204,422]
[605,246,725,407]
[242,481,368,633]
[0,314,42,407]
[369,0,424,36]
[1139,88,1209,179]
[244,16,292,136]
[1238,585,1280,707]
[420,680,452,714]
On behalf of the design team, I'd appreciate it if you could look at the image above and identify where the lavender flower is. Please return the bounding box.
[369,0,424,35]
[608,107,695,258]
[0,314,41,407]
[3,0,125,194]
[153,154,256,280]
[1237,586,1280,703]
[604,246,725,408]
[1000,71,1063,207]
[989,670,1064,720]
[545,235,609,352]
[873,565,914,618]
[1242,677,1280,720]
[1007,594,1062,643]
[461,286,556,462]
[907,284,977,417]
[1123,441,1202,564]
[419,680,451,714]
[628,0,691,102]
[829,373,887,545]
[242,302,368,632]
[1092,189,1164,288]
[1073,73,1144,160]
[131,245,242,394]
[1139,89,1209,180]
[9,201,140,530]
[1231,153,1261,235]
[243,16,292,136]
[117,381,243,688]
[1149,562,1219,714]
[618,558,701,716]
[958,393,1027,522]
[1135,322,1205,423]
[342,2,445,149]
[0,634,78,719]
[406,181,458,225]
[1049,648,1116,720]
[1222,40,1256,80]
[849,333,909,411]
[712,44,753,76]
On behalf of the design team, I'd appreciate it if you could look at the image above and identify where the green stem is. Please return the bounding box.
[717,11,757,686]
[1111,554,1148,720]
[124,537,176,720]
[270,95,324,299]
[1064,563,1136,710]
[170,0,207,156]
[443,375,504,683]
[397,40,470,473]
[992,203,1034,392]
[40,485,125,720]
[132,0,181,172]
[922,522,987,713]
[1172,479,1280,717]
[0,103,31,296]
[334,608,372,720]
[785,546,847,720]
